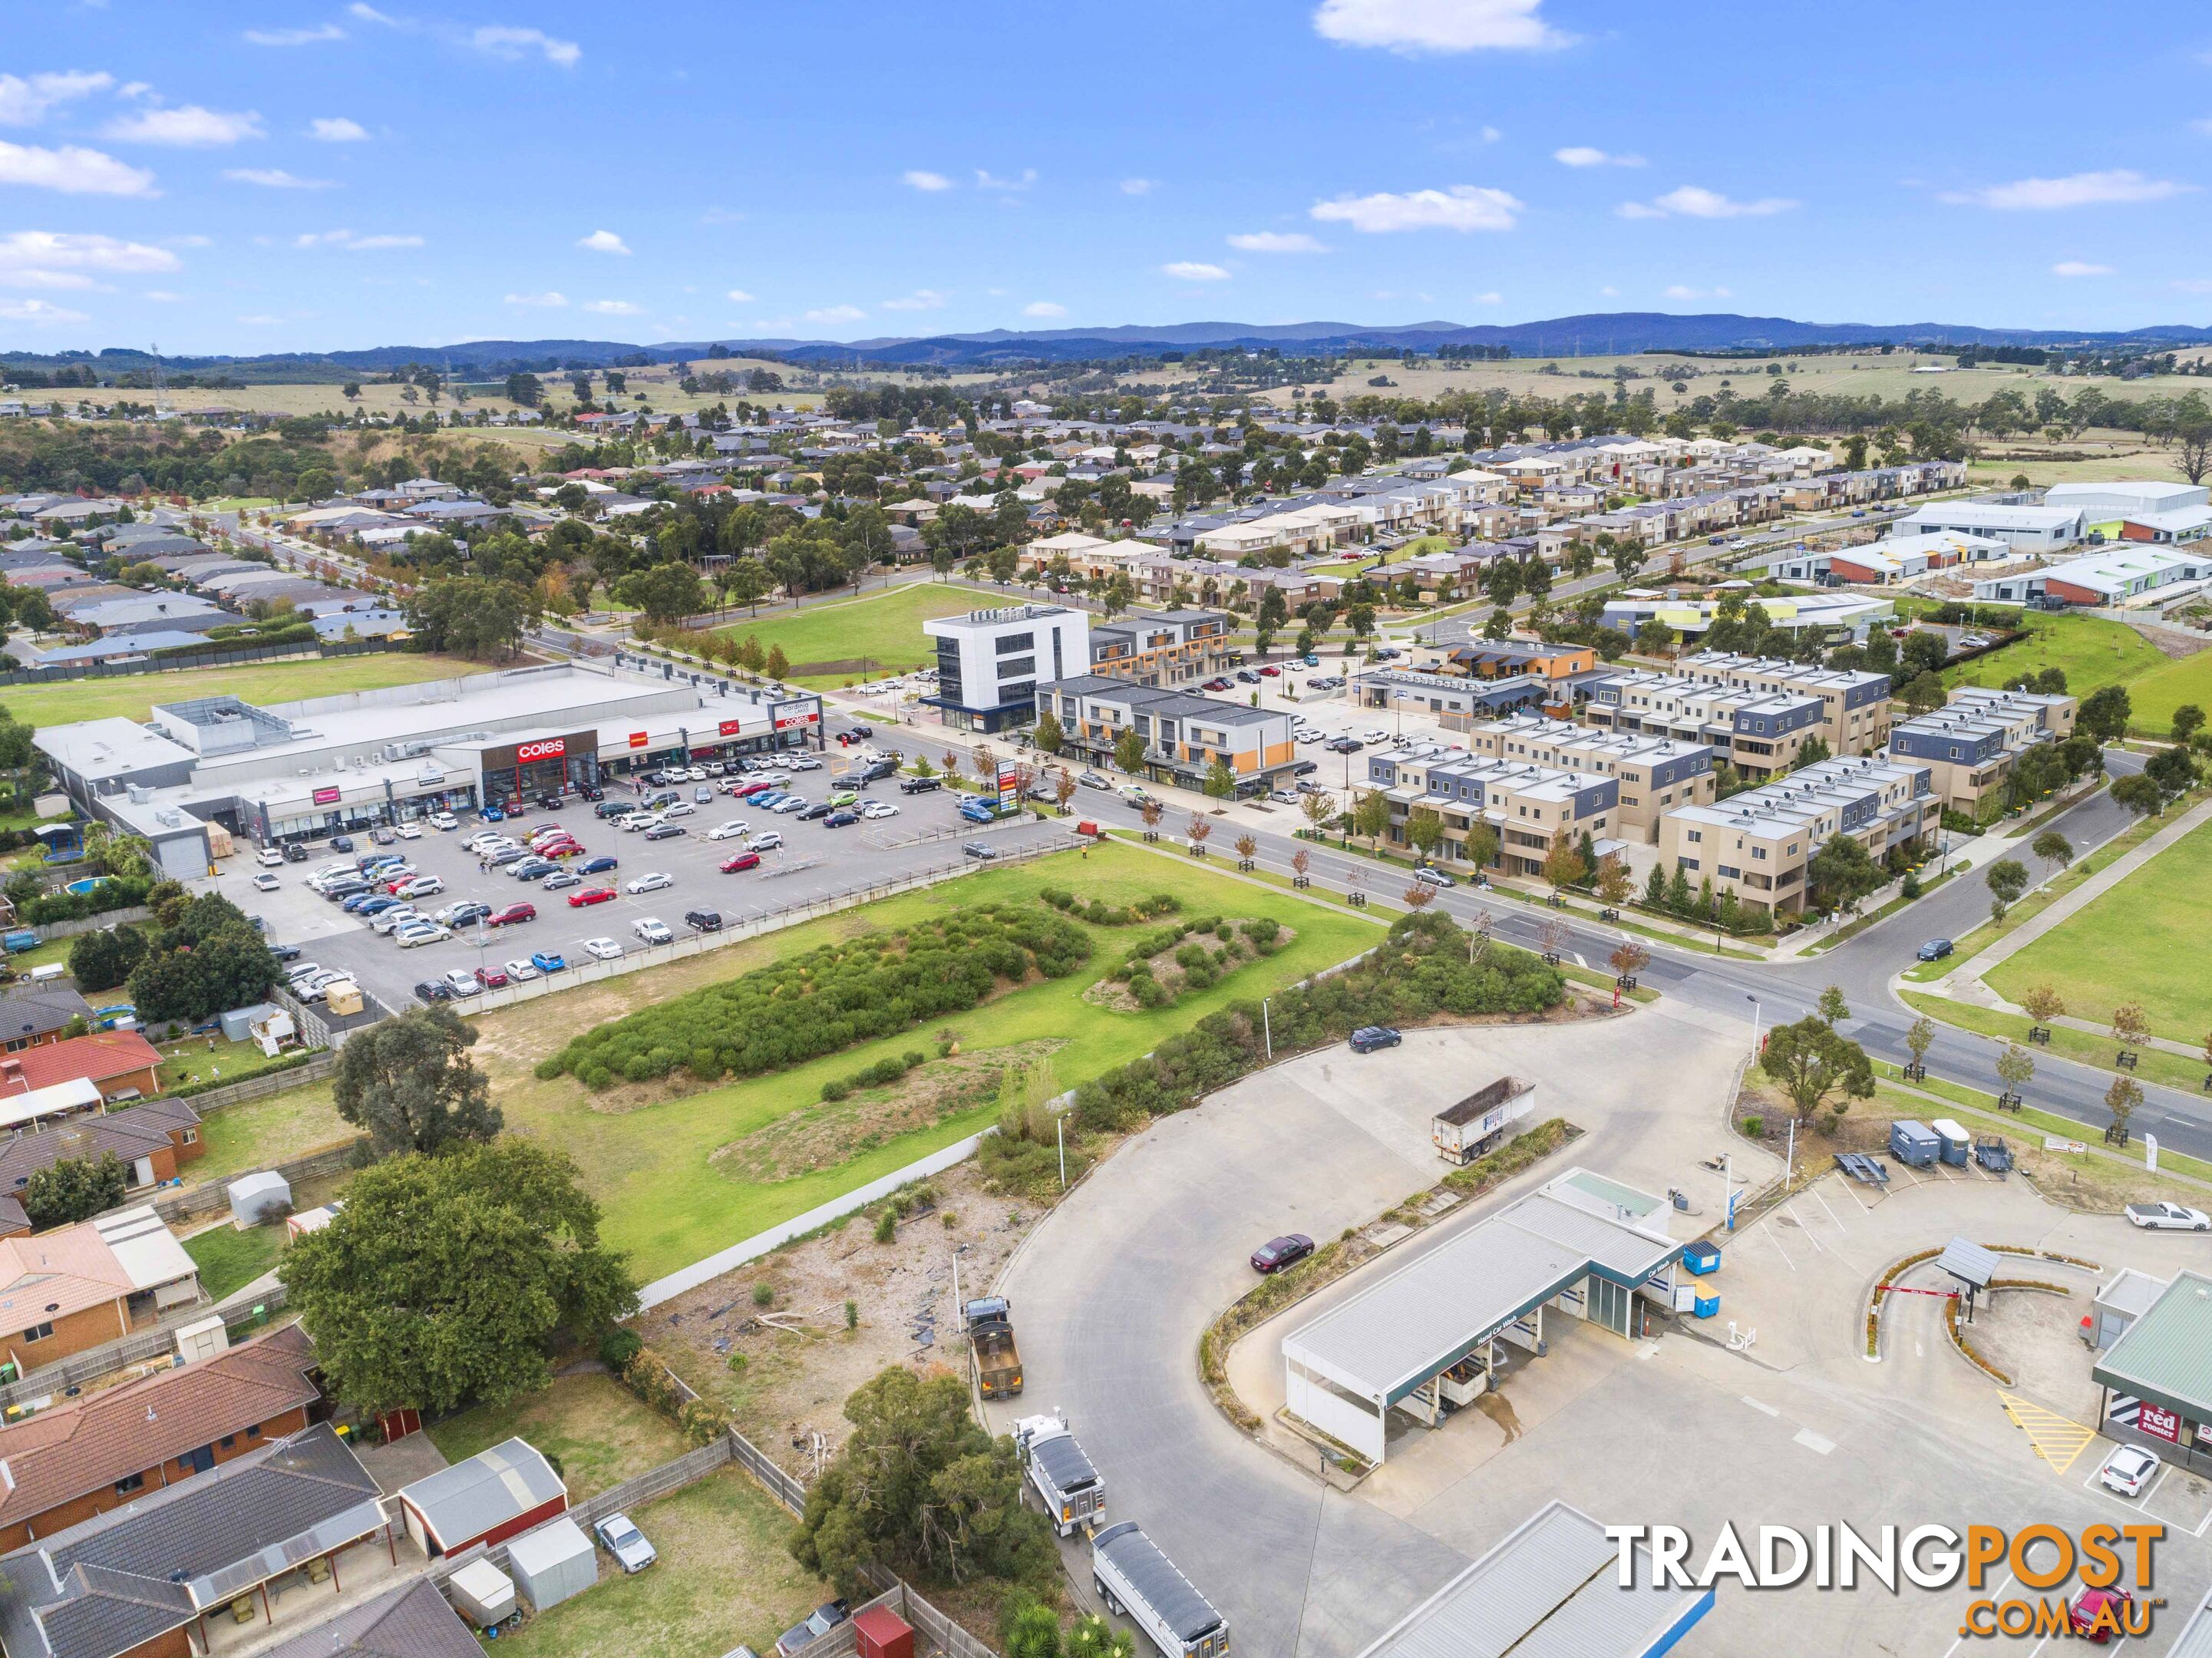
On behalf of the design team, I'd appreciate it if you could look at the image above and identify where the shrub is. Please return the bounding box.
[873,1209,896,1244]
[820,1079,852,1101]
[599,1327,642,1370]
[1742,1115,1764,1139]
[751,1280,776,1308]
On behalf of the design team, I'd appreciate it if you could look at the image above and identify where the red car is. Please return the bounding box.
[720,851,762,874]
[2070,1588,2134,1643]
[737,781,776,798]
[540,840,585,858]
[1257,666,1281,676]
[1250,1234,1315,1273]
[567,886,617,907]
[474,964,510,989]
[485,902,536,926]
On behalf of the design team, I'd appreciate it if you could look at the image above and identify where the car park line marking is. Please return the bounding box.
[2081,1455,2166,1512]
[1801,1183,1847,1234]
[1940,1570,2017,1658]
[1739,1395,1780,1417]
[1787,1204,1833,1257]
[1999,1393,2098,1476]
[1793,1427,1835,1455]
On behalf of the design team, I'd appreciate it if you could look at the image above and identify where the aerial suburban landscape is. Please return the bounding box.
[7,3,2212,1656]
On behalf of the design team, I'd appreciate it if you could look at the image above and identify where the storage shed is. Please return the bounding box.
[227,1168,292,1227]
[396,1436,569,1557]
[447,1558,517,1628]
[853,1604,916,1658]
[507,1515,598,1612]
[220,1002,279,1044]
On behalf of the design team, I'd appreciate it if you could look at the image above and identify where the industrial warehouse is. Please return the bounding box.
[33,660,826,874]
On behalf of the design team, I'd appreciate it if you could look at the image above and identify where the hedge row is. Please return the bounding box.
[1065,910,1564,1135]
[542,903,1091,1089]
[1038,887,1181,927]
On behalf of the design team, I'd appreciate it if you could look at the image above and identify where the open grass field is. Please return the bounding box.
[1945,610,2164,704]
[0,652,484,729]
[461,838,1380,1281]
[1987,817,2212,1042]
[490,1464,828,1658]
[2121,648,2212,738]
[711,582,982,688]
[428,1372,688,1500]
[183,1222,284,1300]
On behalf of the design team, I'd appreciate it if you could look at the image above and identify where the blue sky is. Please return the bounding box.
[4,0,2210,354]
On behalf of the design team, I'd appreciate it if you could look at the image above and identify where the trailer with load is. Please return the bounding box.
[964,1296,1023,1399]
[1013,1412,1105,1537]
[1431,1075,1535,1165]
[1091,1521,1229,1658]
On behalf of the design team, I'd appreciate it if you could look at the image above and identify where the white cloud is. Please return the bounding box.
[1598,284,1619,296]
[976,167,1037,191]
[903,170,952,191]
[0,71,114,127]
[1163,260,1231,281]
[1309,184,1520,233]
[0,140,155,196]
[1227,231,1328,253]
[1474,290,1503,303]
[309,116,369,142]
[225,167,332,189]
[1314,0,1565,51]
[1941,169,2191,210]
[1620,185,1797,219]
[167,233,211,247]
[0,231,177,295]
[1022,301,1067,319]
[880,289,948,311]
[348,3,397,21]
[104,104,264,146]
[1481,124,1503,142]
[1121,177,1154,195]
[804,304,866,324]
[1663,284,1733,300]
[577,229,631,255]
[0,297,88,324]
[0,269,92,289]
[244,23,345,45]
[118,82,153,101]
[469,25,580,67]
[1554,145,1643,168]
[725,287,755,302]
[2052,260,2115,277]
[143,289,183,302]
[580,298,640,315]
[698,206,744,225]
[504,289,566,306]
[294,229,423,249]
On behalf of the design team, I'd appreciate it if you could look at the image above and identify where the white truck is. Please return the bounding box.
[1431,1075,1536,1165]
[2126,1201,2210,1231]
[1012,1412,1105,1538]
[1091,1521,1229,1658]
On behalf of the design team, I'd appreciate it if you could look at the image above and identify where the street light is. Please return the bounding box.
[1746,993,1761,1062]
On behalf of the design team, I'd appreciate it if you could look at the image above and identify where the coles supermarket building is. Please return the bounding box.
[35,661,824,876]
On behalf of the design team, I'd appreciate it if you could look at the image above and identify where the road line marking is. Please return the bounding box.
[1999,1392,2098,1476]
[1739,1395,1780,1417]
[1793,1428,1835,1455]
[1807,1184,1846,1232]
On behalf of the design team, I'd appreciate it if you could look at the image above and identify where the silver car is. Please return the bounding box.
[594,1511,656,1573]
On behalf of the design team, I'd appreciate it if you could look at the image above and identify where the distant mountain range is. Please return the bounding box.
[11,311,2212,377]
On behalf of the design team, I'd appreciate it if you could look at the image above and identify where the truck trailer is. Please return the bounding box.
[1091,1521,1229,1658]
[1431,1075,1536,1164]
[964,1296,1024,1399]
[1013,1412,1106,1537]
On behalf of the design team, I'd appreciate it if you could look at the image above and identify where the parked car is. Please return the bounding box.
[582,936,624,962]
[474,964,510,990]
[1078,771,1112,791]
[2068,1587,2134,1643]
[898,775,942,794]
[2125,1201,2210,1231]
[441,969,481,999]
[633,917,674,945]
[770,795,809,814]
[1411,867,1456,889]
[824,810,860,828]
[252,871,282,892]
[580,854,620,874]
[543,870,583,892]
[331,834,355,852]
[530,951,567,974]
[414,979,454,1002]
[1915,938,1954,962]
[485,902,537,926]
[395,923,451,949]
[282,841,309,862]
[627,872,675,894]
[798,801,836,821]
[256,846,286,868]
[644,823,686,841]
[775,1604,850,1658]
[1250,1234,1315,1274]
[503,957,540,982]
[1349,1025,1401,1054]
[594,1512,658,1574]
[569,886,618,907]
[708,819,751,841]
[746,831,784,852]
[685,909,723,932]
[428,811,459,830]
[860,801,898,820]
[2097,1444,2160,1497]
[721,851,763,874]
[962,841,999,860]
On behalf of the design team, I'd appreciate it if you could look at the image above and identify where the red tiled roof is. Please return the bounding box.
[0,1031,162,1095]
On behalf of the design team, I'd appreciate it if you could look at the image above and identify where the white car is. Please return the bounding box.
[708,819,752,841]
[771,795,808,814]
[860,801,898,820]
[626,872,674,894]
[1269,788,1299,804]
[787,755,824,771]
[2126,1201,2210,1231]
[256,847,285,868]
[747,830,784,852]
[1362,728,1392,744]
[441,968,481,998]
[503,957,540,982]
[662,802,695,819]
[396,821,423,839]
[428,811,459,830]
[582,936,624,961]
[396,876,444,899]
[370,907,424,936]
[2098,1444,2161,1497]
[252,871,281,892]
[622,814,663,834]
[685,766,708,782]
[594,1511,657,1574]
[395,923,452,948]
[632,917,673,945]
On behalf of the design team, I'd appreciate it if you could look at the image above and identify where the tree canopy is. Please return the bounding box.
[333,1006,503,1160]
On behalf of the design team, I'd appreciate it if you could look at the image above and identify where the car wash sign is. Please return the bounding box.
[996,762,1021,815]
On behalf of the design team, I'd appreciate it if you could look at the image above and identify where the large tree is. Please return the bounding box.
[281,1141,636,1415]
[403,576,529,659]
[1806,833,1884,913]
[23,1151,127,1230]
[68,924,147,994]
[333,1006,503,1160]
[127,892,279,1024]
[1758,1015,1876,1125]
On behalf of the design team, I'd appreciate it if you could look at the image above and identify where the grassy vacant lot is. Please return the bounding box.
[2122,649,2212,738]
[429,1372,688,1500]
[183,1222,284,1300]
[490,1465,828,1658]
[711,583,981,687]
[460,838,1379,1282]
[1988,818,2212,1041]
[0,652,483,729]
[193,1078,350,1181]
[1946,611,2164,704]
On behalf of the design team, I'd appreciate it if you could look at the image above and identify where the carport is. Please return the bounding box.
[1282,1168,1681,1466]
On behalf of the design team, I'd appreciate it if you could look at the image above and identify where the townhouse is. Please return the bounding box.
[1656,754,1940,920]
[1887,686,2078,814]
[1035,677,1296,796]
[1676,652,1893,758]
[1585,671,1829,780]
[1361,747,1619,877]
[1437,639,1598,686]
[1088,609,1236,688]
[1463,714,1716,841]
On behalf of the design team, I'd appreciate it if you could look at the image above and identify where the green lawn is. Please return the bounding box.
[711,583,983,687]
[192,1079,352,1182]
[184,1223,284,1300]
[477,839,1382,1281]
[0,652,485,729]
[1987,817,2212,1042]
[1945,611,2164,704]
[2122,649,2212,738]
[154,1035,309,1095]
[490,1465,829,1658]
[428,1372,688,1500]
[1900,991,2207,1094]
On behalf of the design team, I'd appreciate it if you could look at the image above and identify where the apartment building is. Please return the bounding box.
[1036,676,1296,796]
[1656,754,1939,919]
[1583,670,1827,779]
[922,604,1089,733]
[1362,745,1618,877]
[1464,714,1716,842]
[1887,686,2079,814]
[1088,609,1235,688]
[1676,653,1893,756]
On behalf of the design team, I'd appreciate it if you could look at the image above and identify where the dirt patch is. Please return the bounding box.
[1083,917,1296,1012]
[711,1040,1064,1183]
[1963,1283,2099,1417]
[646,1158,1037,1481]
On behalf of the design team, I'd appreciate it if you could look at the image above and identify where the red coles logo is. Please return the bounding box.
[516,738,566,762]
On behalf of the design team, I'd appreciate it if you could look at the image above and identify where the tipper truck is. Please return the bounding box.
[1091,1521,1229,1658]
[1013,1412,1105,1537]
[965,1296,1023,1399]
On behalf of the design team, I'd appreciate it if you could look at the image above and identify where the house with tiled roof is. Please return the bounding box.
[0,1324,319,1550]
[260,1579,478,1658]
[0,1033,163,1105]
[0,1099,204,1230]
[0,1207,200,1373]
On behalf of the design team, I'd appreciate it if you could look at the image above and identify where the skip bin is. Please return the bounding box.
[1929,1118,1970,1168]
[1692,1290,1720,1319]
[1888,1119,1940,1169]
[1680,1240,1721,1277]
[853,1605,916,1658]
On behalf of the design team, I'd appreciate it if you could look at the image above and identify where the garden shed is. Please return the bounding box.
[507,1516,597,1611]
[396,1436,569,1557]
[226,1168,291,1227]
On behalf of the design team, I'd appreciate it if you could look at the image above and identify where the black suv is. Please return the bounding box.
[1349,1025,1402,1054]
[414,979,455,1002]
[898,775,942,794]
[683,909,724,933]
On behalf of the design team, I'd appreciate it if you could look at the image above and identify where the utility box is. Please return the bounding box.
[507,1517,597,1613]
[173,1313,229,1365]
[853,1606,916,1658]
[323,979,364,1017]
[1929,1118,1970,1168]
[226,1169,292,1228]
[1692,1291,1720,1319]
[1888,1120,1940,1168]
